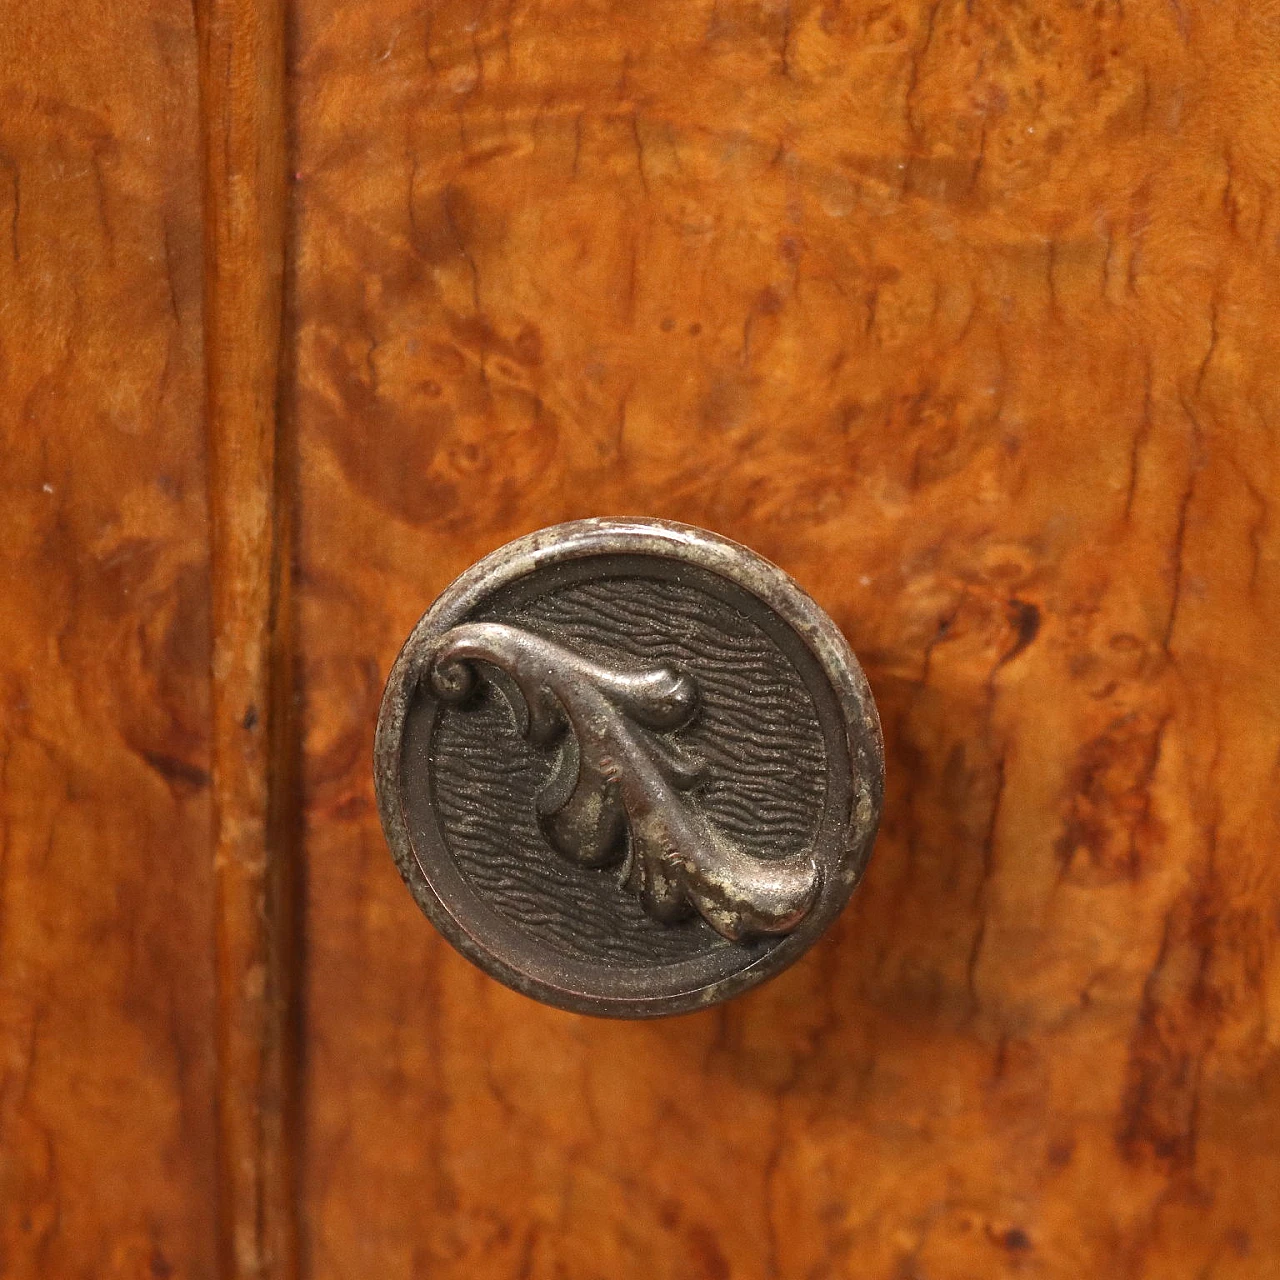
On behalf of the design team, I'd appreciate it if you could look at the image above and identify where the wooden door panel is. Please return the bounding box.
[294,1,1280,1277]
[0,2,216,1276]
[5,0,1278,1276]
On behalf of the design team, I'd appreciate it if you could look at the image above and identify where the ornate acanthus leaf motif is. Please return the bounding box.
[429,622,821,942]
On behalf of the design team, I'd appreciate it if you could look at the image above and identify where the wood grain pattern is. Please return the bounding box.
[293,0,1280,1276]
[197,0,299,1275]
[0,1,217,1275]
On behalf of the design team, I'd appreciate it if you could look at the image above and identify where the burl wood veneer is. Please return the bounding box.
[0,1,216,1275]
[4,0,1279,1276]
[294,1,1280,1277]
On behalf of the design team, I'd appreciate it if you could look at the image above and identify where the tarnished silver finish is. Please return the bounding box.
[431,622,822,941]
[375,518,883,1018]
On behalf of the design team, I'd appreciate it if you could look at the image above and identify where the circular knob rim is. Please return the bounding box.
[374,517,884,1018]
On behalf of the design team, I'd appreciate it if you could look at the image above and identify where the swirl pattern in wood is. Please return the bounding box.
[292,0,1280,1274]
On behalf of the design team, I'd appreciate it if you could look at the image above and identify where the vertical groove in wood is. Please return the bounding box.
[198,0,298,1277]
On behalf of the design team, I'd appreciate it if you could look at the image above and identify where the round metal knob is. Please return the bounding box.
[374,518,883,1017]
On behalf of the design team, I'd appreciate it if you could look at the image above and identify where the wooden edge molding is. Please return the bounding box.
[197,1,299,1277]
